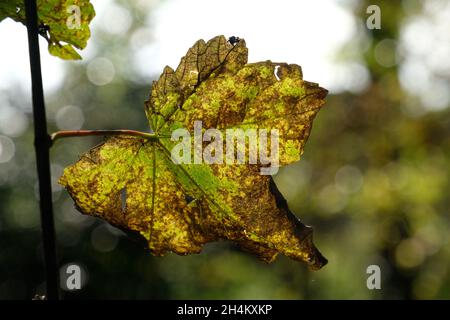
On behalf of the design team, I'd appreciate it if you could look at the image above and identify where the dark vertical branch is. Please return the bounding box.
[25,0,59,300]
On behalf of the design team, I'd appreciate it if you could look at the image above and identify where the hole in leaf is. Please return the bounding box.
[120,187,127,212]
[274,65,281,81]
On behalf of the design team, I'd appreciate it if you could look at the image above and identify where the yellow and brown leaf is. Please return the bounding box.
[60,35,328,270]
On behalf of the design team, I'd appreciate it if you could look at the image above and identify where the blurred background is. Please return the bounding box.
[0,0,449,299]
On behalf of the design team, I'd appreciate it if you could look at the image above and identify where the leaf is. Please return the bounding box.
[48,43,81,60]
[0,2,24,23]
[60,35,328,270]
[0,0,95,60]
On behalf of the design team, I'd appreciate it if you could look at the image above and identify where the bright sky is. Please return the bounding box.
[0,19,65,94]
[134,0,364,93]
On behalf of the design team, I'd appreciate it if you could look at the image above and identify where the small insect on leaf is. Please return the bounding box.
[60,35,328,270]
[228,36,241,45]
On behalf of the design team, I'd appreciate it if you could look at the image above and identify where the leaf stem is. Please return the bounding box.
[51,130,159,143]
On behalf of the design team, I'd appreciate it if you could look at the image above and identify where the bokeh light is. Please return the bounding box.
[55,105,85,130]
[87,57,116,86]
[0,136,15,163]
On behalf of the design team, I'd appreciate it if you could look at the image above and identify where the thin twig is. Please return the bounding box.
[25,0,59,300]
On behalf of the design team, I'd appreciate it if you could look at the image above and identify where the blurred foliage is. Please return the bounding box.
[0,0,449,299]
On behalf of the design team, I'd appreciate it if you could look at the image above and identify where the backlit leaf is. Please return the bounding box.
[60,35,328,270]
